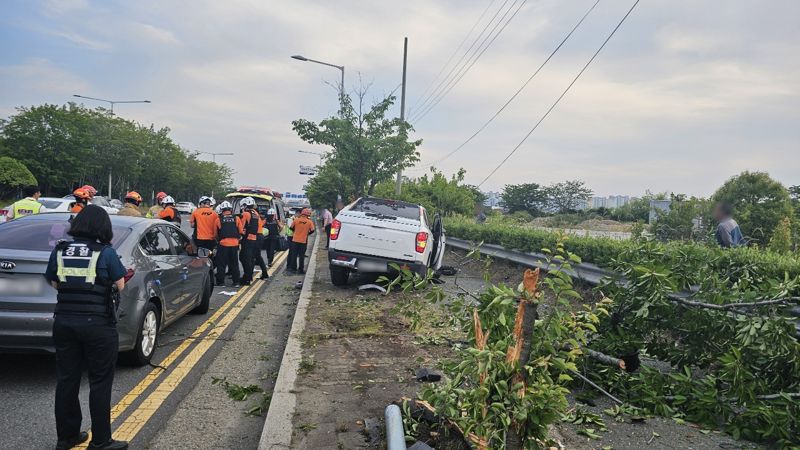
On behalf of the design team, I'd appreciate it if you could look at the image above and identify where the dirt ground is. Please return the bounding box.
[290,247,762,449]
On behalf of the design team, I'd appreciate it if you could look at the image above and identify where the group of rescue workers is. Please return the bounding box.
[5,184,318,450]
[8,185,317,283]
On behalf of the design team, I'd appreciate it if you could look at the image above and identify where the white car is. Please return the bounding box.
[327,197,445,286]
[175,202,196,214]
[40,196,119,215]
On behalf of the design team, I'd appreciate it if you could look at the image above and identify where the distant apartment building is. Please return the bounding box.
[586,195,631,210]
[483,191,503,208]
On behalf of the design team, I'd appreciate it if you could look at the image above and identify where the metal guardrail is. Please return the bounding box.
[446,238,800,336]
[446,237,610,286]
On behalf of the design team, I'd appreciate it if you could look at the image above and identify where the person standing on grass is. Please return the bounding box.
[713,201,744,248]
[289,208,315,274]
[322,207,333,248]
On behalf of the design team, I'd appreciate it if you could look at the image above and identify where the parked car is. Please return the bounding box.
[0,213,214,365]
[327,197,445,286]
[175,201,196,214]
[46,196,119,215]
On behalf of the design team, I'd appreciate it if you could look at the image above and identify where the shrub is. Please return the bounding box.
[0,156,37,198]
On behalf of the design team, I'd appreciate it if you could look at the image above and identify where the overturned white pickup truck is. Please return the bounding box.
[327,197,446,286]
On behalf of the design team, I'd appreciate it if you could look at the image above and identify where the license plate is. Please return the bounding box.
[358,260,387,272]
[0,278,45,296]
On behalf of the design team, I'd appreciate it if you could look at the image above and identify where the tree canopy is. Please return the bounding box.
[293,87,421,205]
[545,180,593,213]
[0,103,233,202]
[0,156,37,199]
[501,183,548,216]
[373,168,483,216]
[712,171,793,243]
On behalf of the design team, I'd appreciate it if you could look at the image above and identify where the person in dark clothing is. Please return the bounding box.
[263,208,283,266]
[214,201,243,286]
[44,205,129,450]
[238,197,265,284]
[713,201,744,248]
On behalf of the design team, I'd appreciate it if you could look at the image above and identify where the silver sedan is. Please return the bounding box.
[0,213,214,365]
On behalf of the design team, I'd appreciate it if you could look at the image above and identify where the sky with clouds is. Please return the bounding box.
[1,0,798,197]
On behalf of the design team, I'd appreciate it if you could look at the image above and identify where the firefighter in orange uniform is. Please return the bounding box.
[69,188,92,214]
[190,196,219,251]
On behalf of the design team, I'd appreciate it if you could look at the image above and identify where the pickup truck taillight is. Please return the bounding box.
[330,219,342,240]
[415,232,428,253]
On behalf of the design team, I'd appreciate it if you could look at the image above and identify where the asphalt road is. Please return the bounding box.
[0,215,292,450]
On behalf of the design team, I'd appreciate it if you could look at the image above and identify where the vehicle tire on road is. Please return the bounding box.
[120,301,160,366]
[330,265,350,286]
[191,272,213,314]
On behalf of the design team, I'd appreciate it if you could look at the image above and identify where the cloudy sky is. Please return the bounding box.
[1,0,798,197]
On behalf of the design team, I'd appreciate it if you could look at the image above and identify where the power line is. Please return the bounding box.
[407,0,499,115]
[422,0,601,168]
[477,0,641,188]
[408,0,516,119]
[410,0,528,124]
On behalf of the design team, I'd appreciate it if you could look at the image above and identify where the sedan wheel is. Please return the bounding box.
[120,301,160,366]
[141,310,158,357]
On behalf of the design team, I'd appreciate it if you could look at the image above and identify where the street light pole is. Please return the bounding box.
[72,94,151,197]
[73,94,151,117]
[298,150,324,167]
[198,151,234,164]
[395,37,409,195]
[291,55,345,98]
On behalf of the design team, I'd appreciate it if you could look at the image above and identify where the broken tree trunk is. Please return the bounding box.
[506,268,541,450]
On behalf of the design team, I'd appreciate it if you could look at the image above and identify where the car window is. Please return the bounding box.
[0,219,130,251]
[352,198,420,221]
[139,227,173,256]
[38,199,66,209]
[165,226,192,256]
[91,197,111,207]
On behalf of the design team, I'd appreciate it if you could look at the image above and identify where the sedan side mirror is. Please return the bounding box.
[196,247,212,258]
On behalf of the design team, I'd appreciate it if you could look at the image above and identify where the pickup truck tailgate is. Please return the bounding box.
[334,212,420,261]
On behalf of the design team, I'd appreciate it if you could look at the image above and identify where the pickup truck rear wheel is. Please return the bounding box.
[330,265,350,286]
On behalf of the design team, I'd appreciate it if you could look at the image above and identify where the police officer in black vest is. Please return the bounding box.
[45,205,129,450]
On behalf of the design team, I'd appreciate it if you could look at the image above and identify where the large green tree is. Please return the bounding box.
[293,87,421,203]
[501,183,548,215]
[373,168,482,216]
[0,156,37,198]
[711,171,793,243]
[0,103,233,201]
[545,180,593,213]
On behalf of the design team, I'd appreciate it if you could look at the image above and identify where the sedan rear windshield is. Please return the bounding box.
[38,199,66,209]
[0,220,130,251]
[352,198,420,220]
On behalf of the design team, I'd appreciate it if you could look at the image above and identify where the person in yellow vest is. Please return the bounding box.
[146,192,167,218]
[6,185,42,220]
[117,191,143,217]
[69,188,92,214]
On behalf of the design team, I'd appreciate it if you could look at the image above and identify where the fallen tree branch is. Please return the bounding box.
[668,296,800,312]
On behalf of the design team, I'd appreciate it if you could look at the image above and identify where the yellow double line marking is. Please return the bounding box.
[75,251,287,448]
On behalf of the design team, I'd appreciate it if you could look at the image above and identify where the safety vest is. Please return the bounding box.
[244,209,260,237]
[286,217,295,237]
[54,241,113,317]
[12,198,42,218]
[219,213,239,239]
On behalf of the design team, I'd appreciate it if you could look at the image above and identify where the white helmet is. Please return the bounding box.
[214,205,222,214]
[199,196,212,205]
[218,200,232,210]
[267,208,276,215]
[208,197,216,206]
[162,195,175,205]
[240,196,256,207]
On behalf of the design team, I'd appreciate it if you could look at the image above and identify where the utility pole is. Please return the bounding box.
[395,37,408,196]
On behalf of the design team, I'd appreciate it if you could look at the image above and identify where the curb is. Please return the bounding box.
[258,232,321,450]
